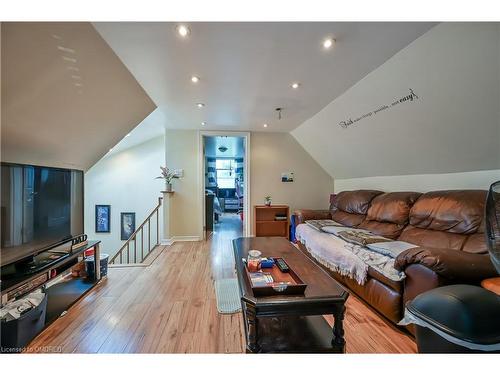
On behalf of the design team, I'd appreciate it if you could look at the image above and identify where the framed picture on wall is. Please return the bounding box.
[120,212,136,240]
[281,172,294,182]
[95,205,111,233]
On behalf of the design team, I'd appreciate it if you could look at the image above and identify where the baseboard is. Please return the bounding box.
[160,236,201,246]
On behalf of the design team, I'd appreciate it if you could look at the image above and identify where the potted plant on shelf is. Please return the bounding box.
[264,195,272,207]
[156,166,179,192]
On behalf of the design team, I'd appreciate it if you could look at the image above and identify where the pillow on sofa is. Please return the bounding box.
[338,230,392,247]
[305,219,342,232]
[366,241,419,258]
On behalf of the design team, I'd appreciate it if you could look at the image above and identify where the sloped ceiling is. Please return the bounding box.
[1,22,156,171]
[292,23,500,179]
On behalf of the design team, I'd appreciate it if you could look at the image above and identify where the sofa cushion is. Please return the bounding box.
[358,192,422,239]
[398,225,467,250]
[367,192,422,225]
[408,190,486,234]
[462,233,488,254]
[330,190,383,227]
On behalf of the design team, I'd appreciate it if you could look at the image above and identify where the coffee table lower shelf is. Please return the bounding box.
[251,315,341,353]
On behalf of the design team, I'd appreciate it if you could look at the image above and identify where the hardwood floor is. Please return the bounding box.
[27,214,416,353]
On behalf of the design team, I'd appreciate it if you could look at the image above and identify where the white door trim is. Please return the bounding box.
[198,131,251,238]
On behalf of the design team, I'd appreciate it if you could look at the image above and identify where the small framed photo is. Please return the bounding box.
[281,172,294,182]
[121,212,136,240]
[95,205,111,233]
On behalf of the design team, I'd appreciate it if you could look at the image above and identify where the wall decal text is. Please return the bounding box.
[339,88,419,129]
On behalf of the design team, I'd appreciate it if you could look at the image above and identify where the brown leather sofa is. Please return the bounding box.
[293,190,497,333]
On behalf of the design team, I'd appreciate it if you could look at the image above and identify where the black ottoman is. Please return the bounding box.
[405,284,500,353]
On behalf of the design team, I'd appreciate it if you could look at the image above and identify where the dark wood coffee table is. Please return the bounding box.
[233,236,349,353]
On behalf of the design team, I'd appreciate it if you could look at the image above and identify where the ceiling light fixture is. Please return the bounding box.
[176,24,190,38]
[125,133,131,137]
[218,146,228,153]
[275,107,283,120]
[263,123,268,128]
[323,38,335,50]
[197,103,205,108]
[191,76,200,83]
[201,122,206,126]
[291,82,300,89]
[109,148,113,152]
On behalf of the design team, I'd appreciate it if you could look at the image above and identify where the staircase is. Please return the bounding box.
[109,197,163,265]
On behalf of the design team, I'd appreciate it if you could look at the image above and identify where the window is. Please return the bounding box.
[216,159,236,189]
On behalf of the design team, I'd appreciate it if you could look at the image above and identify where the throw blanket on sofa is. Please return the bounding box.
[296,224,405,285]
[305,219,343,231]
[343,243,405,282]
[337,230,392,247]
[296,224,368,284]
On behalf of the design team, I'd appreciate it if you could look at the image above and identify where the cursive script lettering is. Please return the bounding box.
[339,88,420,129]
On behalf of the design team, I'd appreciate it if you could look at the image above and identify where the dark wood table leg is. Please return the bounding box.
[244,303,260,353]
[331,304,346,353]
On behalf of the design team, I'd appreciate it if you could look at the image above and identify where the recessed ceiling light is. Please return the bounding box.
[263,123,268,128]
[201,122,206,126]
[291,82,300,89]
[176,24,190,38]
[197,103,205,108]
[191,76,200,83]
[323,38,335,50]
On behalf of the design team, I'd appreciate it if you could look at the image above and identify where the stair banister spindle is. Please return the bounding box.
[134,235,137,263]
[156,209,159,245]
[109,196,163,265]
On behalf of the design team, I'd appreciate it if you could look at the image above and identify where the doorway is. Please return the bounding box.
[200,132,250,239]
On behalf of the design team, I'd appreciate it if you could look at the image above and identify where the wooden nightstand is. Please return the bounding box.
[481,277,500,295]
[254,205,290,239]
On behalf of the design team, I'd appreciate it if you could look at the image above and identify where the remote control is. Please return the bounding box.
[274,257,290,273]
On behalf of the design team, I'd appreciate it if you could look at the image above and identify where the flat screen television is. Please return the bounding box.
[0,163,84,266]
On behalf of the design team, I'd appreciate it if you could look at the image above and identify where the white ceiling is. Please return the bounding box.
[204,136,244,158]
[93,22,437,132]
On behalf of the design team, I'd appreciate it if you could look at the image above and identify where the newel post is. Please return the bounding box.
[162,191,174,245]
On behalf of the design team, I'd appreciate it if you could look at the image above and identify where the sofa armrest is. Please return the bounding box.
[395,246,497,283]
[403,263,444,304]
[292,209,331,227]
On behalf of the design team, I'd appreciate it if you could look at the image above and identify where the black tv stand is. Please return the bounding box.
[1,240,102,349]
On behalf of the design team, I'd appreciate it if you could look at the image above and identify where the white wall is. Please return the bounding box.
[165,129,202,239]
[292,23,500,180]
[250,132,334,234]
[334,169,500,193]
[84,135,165,258]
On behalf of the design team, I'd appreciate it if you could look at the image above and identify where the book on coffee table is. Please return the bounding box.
[249,272,274,287]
